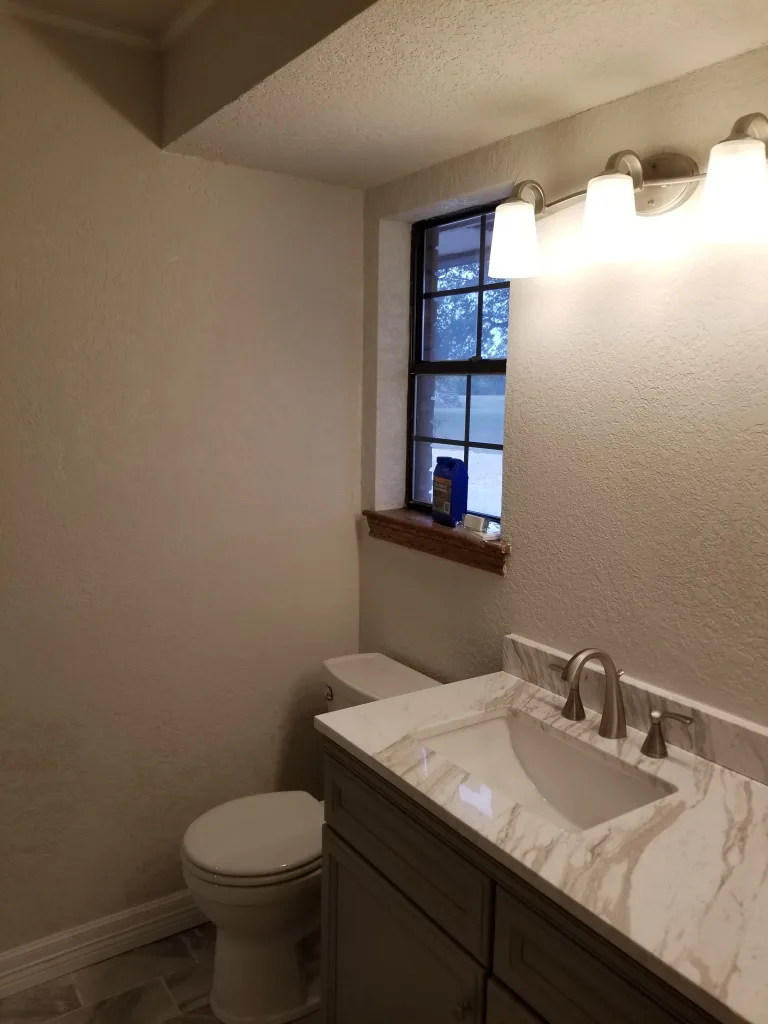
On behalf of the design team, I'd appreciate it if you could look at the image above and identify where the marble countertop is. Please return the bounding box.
[315,671,768,1024]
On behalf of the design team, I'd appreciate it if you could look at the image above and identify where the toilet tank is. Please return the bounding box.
[322,653,438,711]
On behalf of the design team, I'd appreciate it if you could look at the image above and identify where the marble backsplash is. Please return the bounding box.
[503,633,768,787]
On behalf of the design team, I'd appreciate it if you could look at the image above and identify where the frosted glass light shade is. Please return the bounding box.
[701,137,768,242]
[583,172,637,259]
[488,199,540,279]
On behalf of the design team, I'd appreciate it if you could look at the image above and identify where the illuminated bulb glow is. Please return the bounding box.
[583,172,637,260]
[488,199,540,279]
[701,137,768,243]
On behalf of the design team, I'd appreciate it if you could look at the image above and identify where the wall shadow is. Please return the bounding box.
[275,675,328,800]
[17,15,161,144]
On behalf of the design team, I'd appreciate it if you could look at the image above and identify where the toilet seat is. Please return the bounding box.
[182,854,321,889]
[182,791,323,887]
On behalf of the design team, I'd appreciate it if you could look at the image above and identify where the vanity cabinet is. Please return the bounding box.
[486,980,544,1024]
[322,743,723,1024]
[323,830,485,1024]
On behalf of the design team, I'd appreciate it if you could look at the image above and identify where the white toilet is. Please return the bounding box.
[181,653,438,1024]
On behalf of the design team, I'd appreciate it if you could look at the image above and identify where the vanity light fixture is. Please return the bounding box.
[701,112,768,242]
[488,180,545,279]
[487,111,768,278]
[583,151,642,260]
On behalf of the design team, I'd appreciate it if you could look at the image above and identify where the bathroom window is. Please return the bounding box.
[407,205,509,520]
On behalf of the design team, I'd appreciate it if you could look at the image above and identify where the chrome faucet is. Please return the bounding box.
[560,648,627,739]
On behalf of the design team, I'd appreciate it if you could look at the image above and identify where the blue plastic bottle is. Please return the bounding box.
[432,457,468,527]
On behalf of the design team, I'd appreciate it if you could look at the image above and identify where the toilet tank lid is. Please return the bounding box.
[321,653,438,701]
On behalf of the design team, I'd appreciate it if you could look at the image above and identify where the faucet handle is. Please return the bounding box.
[641,709,694,759]
[654,709,694,726]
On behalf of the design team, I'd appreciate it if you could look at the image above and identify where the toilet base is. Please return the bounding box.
[211,985,320,1024]
[183,861,321,1024]
[209,937,321,1024]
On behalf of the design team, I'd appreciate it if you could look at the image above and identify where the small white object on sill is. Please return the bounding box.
[461,514,501,540]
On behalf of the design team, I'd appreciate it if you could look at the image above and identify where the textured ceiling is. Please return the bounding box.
[173,0,768,188]
[11,0,194,36]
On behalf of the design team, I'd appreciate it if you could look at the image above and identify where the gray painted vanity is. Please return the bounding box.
[321,744,722,1024]
[315,652,768,1024]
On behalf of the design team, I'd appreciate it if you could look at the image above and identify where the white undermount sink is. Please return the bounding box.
[418,711,677,832]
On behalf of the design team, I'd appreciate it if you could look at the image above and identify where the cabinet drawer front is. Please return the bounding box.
[494,888,716,1024]
[486,980,544,1024]
[324,754,492,962]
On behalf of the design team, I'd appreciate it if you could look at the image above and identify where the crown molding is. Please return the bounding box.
[1,0,216,50]
[1,0,157,48]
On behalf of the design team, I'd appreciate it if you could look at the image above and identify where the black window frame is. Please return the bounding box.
[406,202,508,522]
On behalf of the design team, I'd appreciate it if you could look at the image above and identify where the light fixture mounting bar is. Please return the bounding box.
[634,152,700,216]
[536,151,703,219]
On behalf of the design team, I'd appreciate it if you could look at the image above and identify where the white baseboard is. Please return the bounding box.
[0,890,205,999]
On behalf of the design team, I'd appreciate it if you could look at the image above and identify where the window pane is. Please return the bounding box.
[424,216,481,292]
[412,441,464,506]
[469,376,505,445]
[415,375,467,441]
[468,447,502,518]
[480,287,509,358]
[423,292,478,361]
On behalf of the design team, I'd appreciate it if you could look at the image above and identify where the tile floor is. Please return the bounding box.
[0,926,321,1024]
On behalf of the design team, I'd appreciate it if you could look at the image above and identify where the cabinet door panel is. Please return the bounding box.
[486,979,544,1024]
[494,887,713,1024]
[323,827,485,1024]
[324,754,492,962]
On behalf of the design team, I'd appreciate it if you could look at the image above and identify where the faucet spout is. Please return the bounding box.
[561,648,627,739]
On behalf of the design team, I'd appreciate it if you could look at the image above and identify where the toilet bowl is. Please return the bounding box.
[183,654,438,1024]
[182,791,324,1024]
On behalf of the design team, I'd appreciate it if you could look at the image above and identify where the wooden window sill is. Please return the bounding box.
[362,508,509,576]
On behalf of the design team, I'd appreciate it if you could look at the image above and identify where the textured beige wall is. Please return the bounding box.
[0,15,362,951]
[360,47,768,725]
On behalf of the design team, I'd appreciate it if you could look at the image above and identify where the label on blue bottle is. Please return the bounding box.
[433,476,451,514]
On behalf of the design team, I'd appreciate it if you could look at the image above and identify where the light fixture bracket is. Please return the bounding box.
[635,152,701,216]
[510,179,547,214]
[603,150,644,190]
[726,112,768,143]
